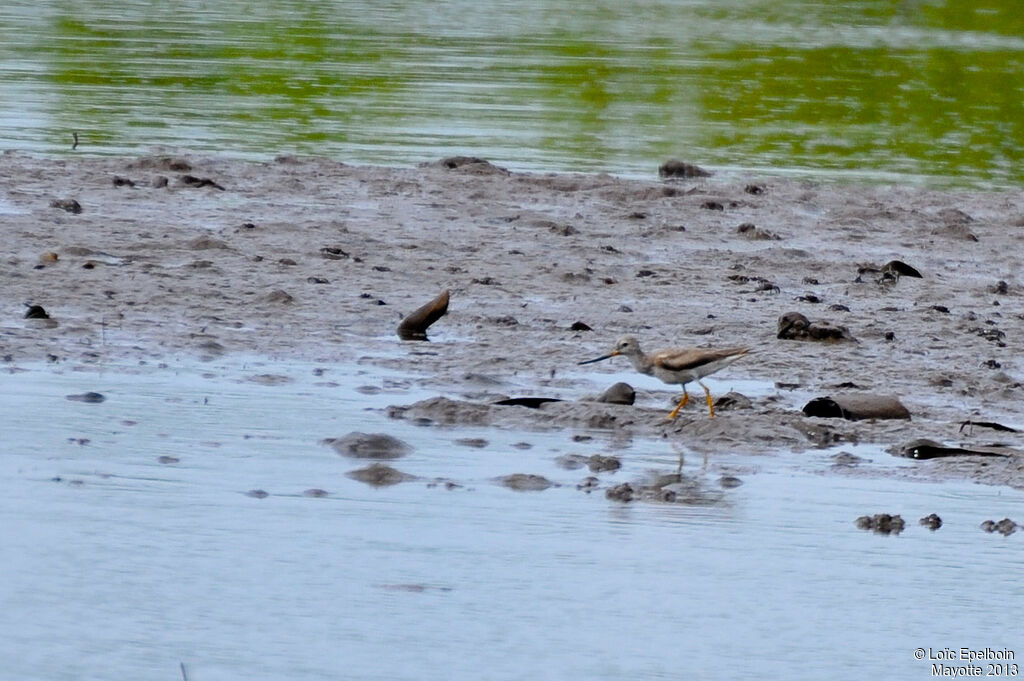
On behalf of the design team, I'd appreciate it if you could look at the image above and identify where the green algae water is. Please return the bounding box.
[1,1,1022,186]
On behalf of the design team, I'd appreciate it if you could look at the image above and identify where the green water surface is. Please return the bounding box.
[1,1,1022,186]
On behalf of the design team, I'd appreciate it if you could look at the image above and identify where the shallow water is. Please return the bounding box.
[2,359,1022,680]
[1,1,1023,186]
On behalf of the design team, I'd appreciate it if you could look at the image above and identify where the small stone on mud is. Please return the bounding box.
[658,159,711,178]
[831,451,866,467]
[855,513,905,535]
[596,382,635,405]
[428,156,509,174]
[605,482,635,502]
[587,455,621,473]
[50,198,82,214]
[187,236,229,250]
[303,488,329,497]
[320,246,349,259]
[555,454,589,470]
[570,321,592,331]
[346,463,416,487]
[265,289,294,304]
[455,437,488,448]
[981,518,1017,536]
[803,394,910,421]
[718,476,743,488]
[24,304,50,319]
[777,311,856,342]
[246,489,270,498]
[157,456,180,464]
[179,174,226,190]
[714,391,751,411]
[66,391,106,403]
[323,432,412,459]
[496,473,555,491]
[989,280,1010,295]
[736,222,781,240]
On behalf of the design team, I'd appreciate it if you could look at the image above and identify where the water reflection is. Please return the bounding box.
[2,359,1023,680]
[0,1,1022,185]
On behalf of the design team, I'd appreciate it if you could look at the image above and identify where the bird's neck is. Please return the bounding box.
[626,352,653,375]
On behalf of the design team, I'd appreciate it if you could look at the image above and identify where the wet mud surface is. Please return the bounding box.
[3,151,1024,489]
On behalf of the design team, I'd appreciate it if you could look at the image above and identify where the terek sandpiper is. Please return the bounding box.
[579,335,749,418]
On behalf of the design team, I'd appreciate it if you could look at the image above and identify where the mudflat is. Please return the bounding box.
[3,151,1023,488]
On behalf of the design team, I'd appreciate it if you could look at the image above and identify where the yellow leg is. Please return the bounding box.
[667,386,690,419]
[699,380,715,418]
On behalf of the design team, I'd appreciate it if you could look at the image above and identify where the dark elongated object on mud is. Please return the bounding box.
[493,397,563,409]
[397,289,450,340]
[958,420,1019,434]
[895,438,1016,460]
[802,394,910,421]
[856,259,922,283]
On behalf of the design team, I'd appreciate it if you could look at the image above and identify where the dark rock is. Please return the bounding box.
[855,513,905,535]
[832,451,866,467]
[596,382,635,405]
[981,518,1018,536]
[802,394,910,421]
[24,304,49,319]
[736,222,780,240]
[429,156,509,174]
[496,473,554,491]
[346,463,416,487]
[714,391,751,411]
[658,160,711,178]
[777,311,856,342]
[179,175,226,190]
[323,432,412,459]
[587,455,621,473]
[919,514,942,530]
[50,198,82,214]
[606,482,636,502]
[265,289,294,304]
